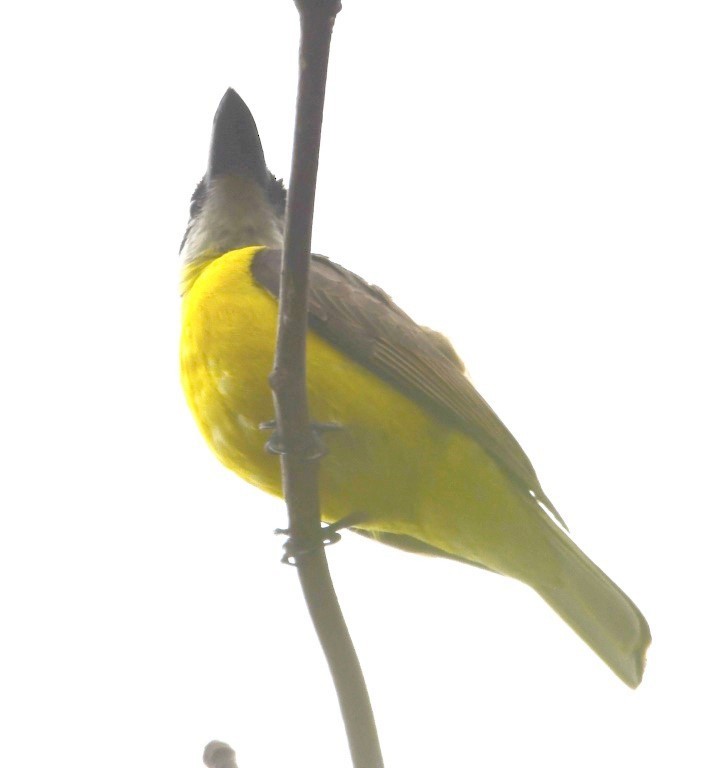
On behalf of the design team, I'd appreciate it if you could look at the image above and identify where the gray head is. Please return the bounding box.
[180,89,286,260]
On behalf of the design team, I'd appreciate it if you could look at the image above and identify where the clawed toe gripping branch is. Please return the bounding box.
[260,419,342,461]
[274,523,344,564]
[275,511,368,565]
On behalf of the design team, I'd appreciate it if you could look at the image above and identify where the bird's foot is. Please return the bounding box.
[275,512,368,565]
[260,419,342,460]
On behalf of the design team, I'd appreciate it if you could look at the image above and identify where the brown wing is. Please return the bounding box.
[251,249,564,528]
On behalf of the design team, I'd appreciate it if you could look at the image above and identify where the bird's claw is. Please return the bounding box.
[260,420,342,460]
[274,523,343,565]
[274,512,366,566]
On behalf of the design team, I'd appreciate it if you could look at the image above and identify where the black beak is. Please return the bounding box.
[207,88,269,188]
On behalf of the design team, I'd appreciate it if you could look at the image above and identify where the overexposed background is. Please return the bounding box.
[1,1,712,766]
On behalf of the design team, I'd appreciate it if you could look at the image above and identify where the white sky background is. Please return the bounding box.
[1,1,713,766]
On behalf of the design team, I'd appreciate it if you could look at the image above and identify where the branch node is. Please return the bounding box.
[294,0,342,19]
[203,741,238,768]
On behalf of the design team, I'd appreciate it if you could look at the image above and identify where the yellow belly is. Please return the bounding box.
[180,247,554,579]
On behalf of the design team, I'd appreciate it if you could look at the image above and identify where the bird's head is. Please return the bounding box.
[180,88,286,262]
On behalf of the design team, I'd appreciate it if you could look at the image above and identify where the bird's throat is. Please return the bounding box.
[180,176,283,269]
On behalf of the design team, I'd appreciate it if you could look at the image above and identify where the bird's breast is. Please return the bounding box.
[180,247,282,492]
[179,247,536,572]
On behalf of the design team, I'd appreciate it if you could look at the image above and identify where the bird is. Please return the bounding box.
[179,88,651,688]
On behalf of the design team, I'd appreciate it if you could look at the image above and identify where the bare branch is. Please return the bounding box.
[269,1,384,766]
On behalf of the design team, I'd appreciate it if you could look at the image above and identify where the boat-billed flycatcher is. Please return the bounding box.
[180,88,650,688]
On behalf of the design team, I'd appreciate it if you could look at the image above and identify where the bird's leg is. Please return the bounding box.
[275,511,369,566]
[259,419,342,461]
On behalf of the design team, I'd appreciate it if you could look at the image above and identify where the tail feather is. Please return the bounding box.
[533,524,651,688]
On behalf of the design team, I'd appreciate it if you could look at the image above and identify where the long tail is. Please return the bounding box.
[532,521,651,688]
[352,517,651,687]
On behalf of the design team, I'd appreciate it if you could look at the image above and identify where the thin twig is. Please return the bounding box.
[269,1,384,766]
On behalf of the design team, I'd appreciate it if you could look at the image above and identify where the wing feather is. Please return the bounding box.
[251,248,564,527]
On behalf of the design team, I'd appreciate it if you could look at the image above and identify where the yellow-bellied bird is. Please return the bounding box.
[180,89,650,687]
